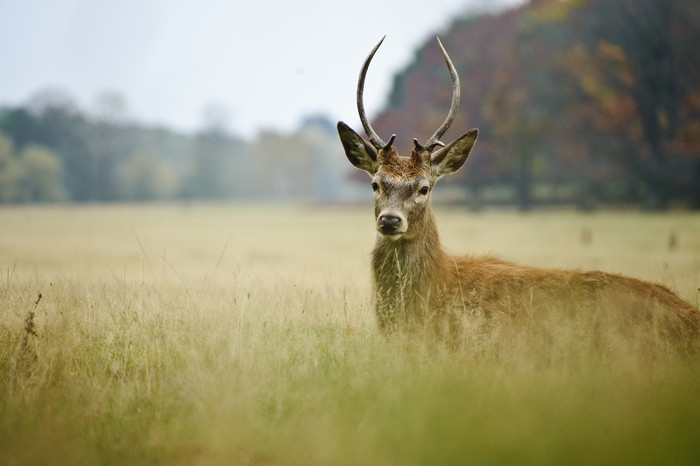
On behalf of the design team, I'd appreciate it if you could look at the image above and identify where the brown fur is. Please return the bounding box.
[337,122,700,345]
[378,147,426,178]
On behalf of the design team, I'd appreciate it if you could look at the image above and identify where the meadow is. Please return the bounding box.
[1,203,700,465]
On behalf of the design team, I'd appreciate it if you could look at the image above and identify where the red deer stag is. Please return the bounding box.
[337,37,699,342]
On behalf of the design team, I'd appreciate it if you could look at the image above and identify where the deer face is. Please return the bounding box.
[338,123,477,240]
[337,36,478,240]
[371,145,431,240]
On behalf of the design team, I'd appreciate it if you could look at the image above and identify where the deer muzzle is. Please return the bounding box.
[377,214,405,238]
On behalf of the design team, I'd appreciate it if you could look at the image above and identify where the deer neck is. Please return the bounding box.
[371,209,448,330]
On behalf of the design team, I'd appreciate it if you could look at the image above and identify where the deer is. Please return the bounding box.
[337,37,699,345]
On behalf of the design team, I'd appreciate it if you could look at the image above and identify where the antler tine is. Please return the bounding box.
[424,37,461,151]
[357,36,387,149]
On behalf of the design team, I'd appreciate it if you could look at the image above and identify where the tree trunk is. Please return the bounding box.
[690,159,700,210]
[516,150,533,211]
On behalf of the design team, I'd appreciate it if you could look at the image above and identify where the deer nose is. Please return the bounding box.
[378,215,401,234]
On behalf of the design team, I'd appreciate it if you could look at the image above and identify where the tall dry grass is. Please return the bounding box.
[1,204,699,465]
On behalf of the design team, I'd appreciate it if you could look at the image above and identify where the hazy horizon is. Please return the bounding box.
[0,0,525,138]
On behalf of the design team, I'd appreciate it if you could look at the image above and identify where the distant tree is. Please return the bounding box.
[119,152,176,201]
[0,133,22,202]
[201,103,232,135]
[92,91,128,124]
[0,132,66,203]
[91,121,130,202]
[251,131,316,199]
[368,0,700,209]
[371,7,550,209]
[25,88,79,117]
[181,129,249,199]
[482,18,562,210]
[542,0,700,209]
[1,88,138,202]
[2,89,97,201]
[18,145,67,202]
[91,92,134,200]
[300,114,336,135]
[0,132,12,165]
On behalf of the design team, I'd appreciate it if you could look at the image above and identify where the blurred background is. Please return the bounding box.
[0,0,698,210]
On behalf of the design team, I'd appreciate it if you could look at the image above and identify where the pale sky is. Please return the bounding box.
[0,0,525,138]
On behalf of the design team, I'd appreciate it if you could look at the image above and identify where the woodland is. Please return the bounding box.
[1,0,698,209]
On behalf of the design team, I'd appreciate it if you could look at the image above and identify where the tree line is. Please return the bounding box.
[374,0,700,210]
[0,91,360,204]
[1,0,698,209]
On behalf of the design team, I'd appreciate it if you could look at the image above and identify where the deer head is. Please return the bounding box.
[338,36,479,240]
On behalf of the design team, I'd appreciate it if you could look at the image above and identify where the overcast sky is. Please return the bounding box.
[0,0,525,138]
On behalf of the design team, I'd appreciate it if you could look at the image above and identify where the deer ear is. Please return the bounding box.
[430,128,478,178]
[337,121,378,175]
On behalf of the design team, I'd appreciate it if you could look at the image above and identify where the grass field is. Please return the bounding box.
[1,203,700,465]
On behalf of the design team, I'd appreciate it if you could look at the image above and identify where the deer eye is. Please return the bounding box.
[419,186,429,195]
[371,182,379,192]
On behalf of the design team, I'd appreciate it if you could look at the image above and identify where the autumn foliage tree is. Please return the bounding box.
[371,0,700,210]
[543,0,700,209]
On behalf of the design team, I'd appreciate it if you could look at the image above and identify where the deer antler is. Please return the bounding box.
[357,36,387,149]
[358,36,460,152]
[424,38,461,152]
